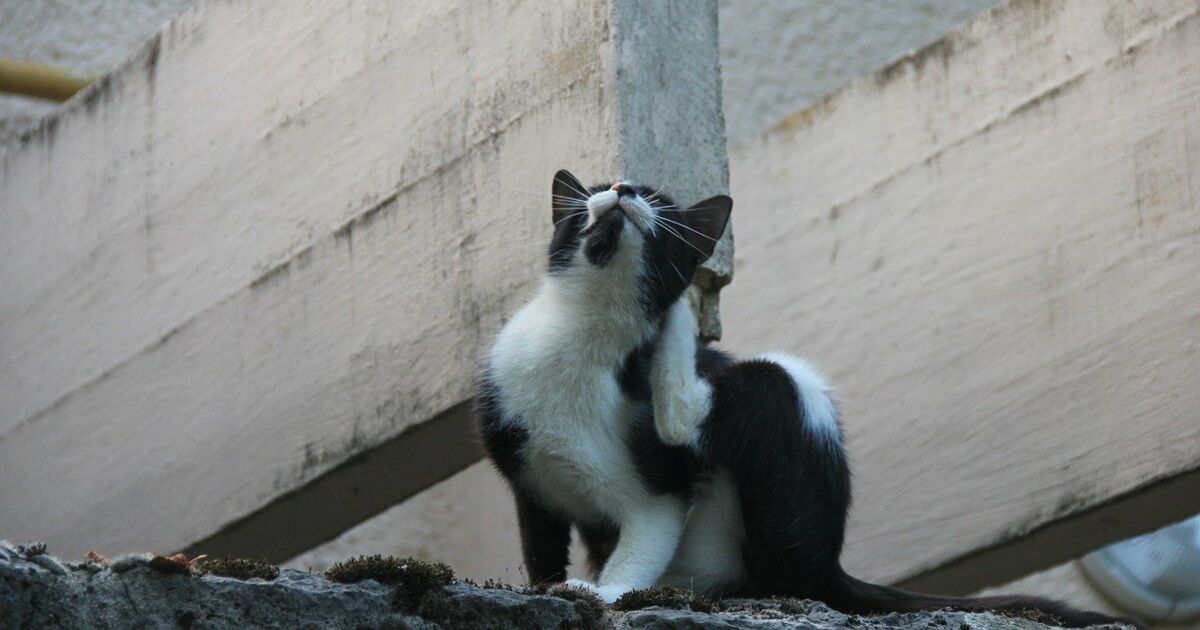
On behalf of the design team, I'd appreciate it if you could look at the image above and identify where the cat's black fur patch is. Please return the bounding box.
[474,372,527,481]
[627,402,700,497]
[700,359,849,597]
[615,338,657,402]
[478,371,573,585]
[514,488,572,585]
[583,209,625,267]
[577,521,619,577]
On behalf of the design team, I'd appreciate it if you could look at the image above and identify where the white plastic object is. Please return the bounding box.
[1080,514,1200,623]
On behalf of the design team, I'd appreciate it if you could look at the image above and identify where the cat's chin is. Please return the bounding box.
[582,210,626,267]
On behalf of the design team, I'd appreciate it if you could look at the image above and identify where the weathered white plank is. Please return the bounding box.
[0,0,728,559]
[724,0,1200,588]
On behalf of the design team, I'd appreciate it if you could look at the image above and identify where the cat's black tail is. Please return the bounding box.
[827,569,1145,630]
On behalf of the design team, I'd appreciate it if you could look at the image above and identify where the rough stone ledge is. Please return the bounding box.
[0,542,1124,630]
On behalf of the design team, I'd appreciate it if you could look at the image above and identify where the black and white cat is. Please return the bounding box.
[475,170,1139,628]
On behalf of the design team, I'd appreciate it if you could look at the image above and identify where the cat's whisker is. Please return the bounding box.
[498,186,589,206]
[654,215,720,242]
[668,261,691,286]
[554,210,589,226]
[651,217,709,258]
[648,261,667,292]
[558,179,593,200]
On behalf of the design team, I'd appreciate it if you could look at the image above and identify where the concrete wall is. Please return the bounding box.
[0,0,1009,581]
[291,0,1200,603]
[1,0,1002,150]
[718,0,1002,145]
[6,1,1198,622]
[0,0,193,141]
[0,0,729,560]
[724,0,1200,591]
[286,0,1009,579]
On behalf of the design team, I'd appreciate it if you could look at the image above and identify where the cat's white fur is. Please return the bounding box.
[651,299,713,448]
[491,189,833,602]
[756,353,840,443]
[490,198,685,601]
[660,470,748,594]
[586,186,658,233]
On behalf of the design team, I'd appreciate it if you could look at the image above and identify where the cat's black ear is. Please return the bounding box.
[671,195,732,262]
[551,169,587,225]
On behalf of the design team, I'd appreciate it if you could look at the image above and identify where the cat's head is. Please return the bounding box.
[546,169,731,316]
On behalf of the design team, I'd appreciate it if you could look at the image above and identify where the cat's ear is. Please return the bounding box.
[671,195,732,262]
[551,169,587,224]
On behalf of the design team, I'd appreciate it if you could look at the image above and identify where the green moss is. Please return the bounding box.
[147,555,190,576]
[326,555,452,587]
[995,608,1065,627]
[774,597,814,616]
[326,555,407,584]
[612,586,713,613]
[324,555,453,611]
[194,557,279,581]
[547,584,606,620]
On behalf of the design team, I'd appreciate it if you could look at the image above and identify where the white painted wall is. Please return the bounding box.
[724,0,1200,586]
[9,4,1188,626]
[0,0,729,560]
[0,0,1002,149]
[293,2,1200,609]
[284,0,1013,581]
[718,0,1002,145]
[0,0,193,141]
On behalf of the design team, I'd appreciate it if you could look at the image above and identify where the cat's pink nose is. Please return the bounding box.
[611,182,635,197]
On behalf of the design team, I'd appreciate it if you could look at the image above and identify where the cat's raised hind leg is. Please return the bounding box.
[651,299,712,448]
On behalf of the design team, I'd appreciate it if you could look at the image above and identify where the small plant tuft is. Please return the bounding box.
[326,554,407,584]
[194,557,279,581]
[996,608,1065,627]
[18,542,47,558]
[323,555,453,611]
[147,555,190,576]
[547,584,606,622]
[612,586,713,613]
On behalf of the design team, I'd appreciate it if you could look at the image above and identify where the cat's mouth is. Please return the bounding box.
[585,184,654,233]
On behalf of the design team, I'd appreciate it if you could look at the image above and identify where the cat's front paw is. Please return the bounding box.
[563,578,597,591]
[562,579,633,604]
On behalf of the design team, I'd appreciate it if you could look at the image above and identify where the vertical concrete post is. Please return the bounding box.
[611,0,732,340]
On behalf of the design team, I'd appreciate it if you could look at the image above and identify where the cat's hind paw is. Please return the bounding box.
[654,380,711,448]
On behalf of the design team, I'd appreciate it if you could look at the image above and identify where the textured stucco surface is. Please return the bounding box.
[286,0,1006,580]
[0,0,1001,148]
[291,0,1200,614]
[0,0,193,141]
[0,0,729,563]
[286,462,531,583]
[6,2,1183,627]
[718,0,1002,145]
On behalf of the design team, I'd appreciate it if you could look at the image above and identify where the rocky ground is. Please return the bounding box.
[0,541,1130,630]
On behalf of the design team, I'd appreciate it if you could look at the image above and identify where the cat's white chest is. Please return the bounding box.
[488,285,651,523]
